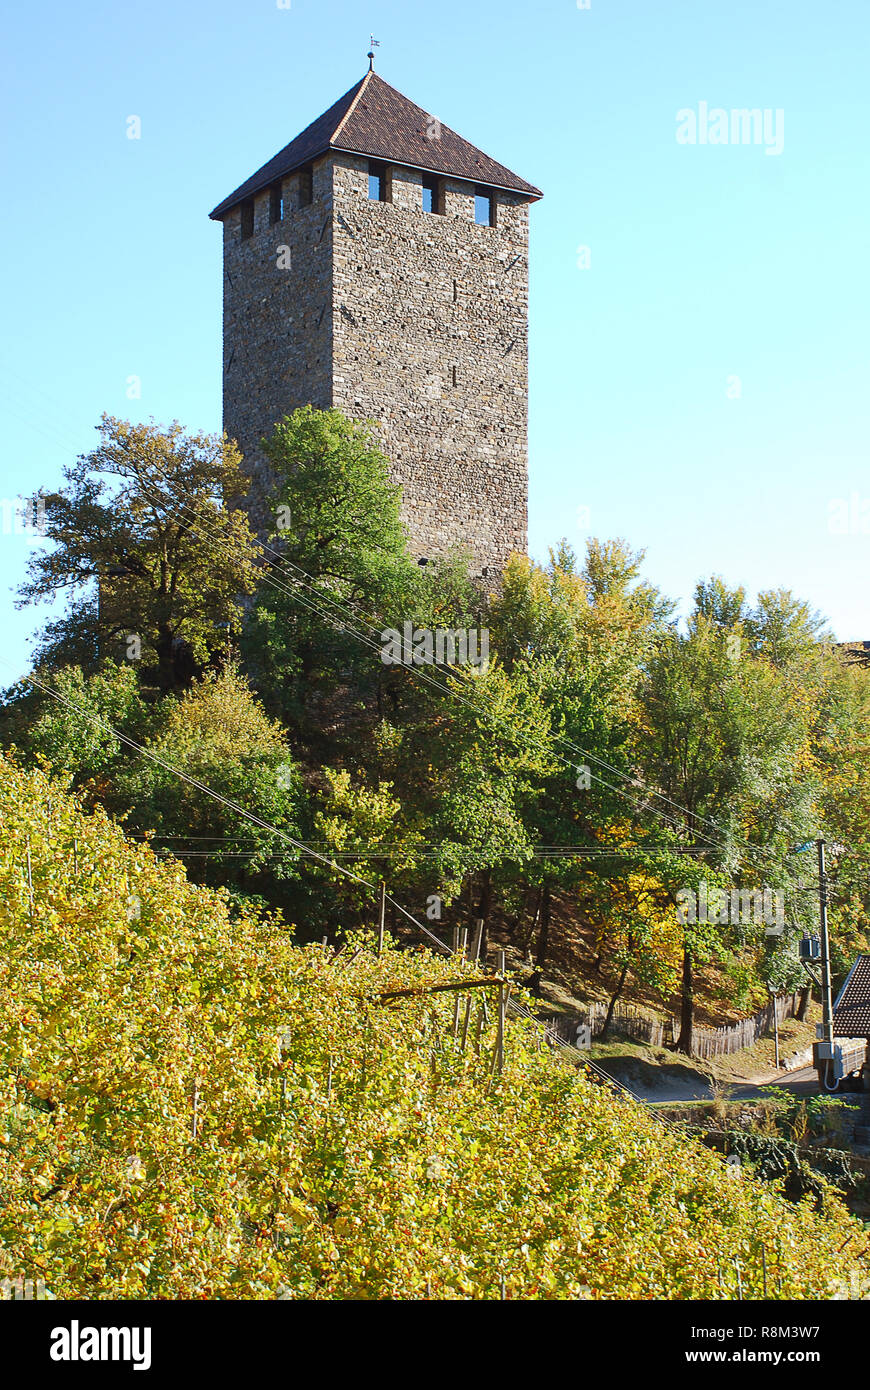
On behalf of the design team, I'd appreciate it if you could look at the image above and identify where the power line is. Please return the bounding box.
[0,380,718,856]
[129,451,810,873]
[0,659,688,1136]
[0,370,824,1166]
[0,367,822,882]
[117,461,733,855]
[0,669,736,1149]
[0,658,455,957]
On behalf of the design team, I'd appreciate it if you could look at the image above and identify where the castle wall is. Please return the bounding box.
[220,150,530,573]
[221,156,334,531]
[330,154,529,575]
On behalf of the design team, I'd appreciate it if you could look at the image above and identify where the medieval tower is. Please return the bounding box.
[210,64,542,575]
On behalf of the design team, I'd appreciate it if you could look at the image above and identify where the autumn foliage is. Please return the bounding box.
[1,756,867,1300]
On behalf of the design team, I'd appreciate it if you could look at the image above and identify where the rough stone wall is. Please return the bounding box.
[221,156,334,531]
[220,150,530,572]
[330,153,529,575]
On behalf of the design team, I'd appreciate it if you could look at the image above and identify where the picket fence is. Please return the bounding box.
[541,989,804,1059]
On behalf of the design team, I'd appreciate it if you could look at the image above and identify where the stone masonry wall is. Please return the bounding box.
[221,156,334,531]
[220,150,530,573]
[330,154,529,575]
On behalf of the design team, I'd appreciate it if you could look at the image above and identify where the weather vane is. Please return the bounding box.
[367,35,380,71]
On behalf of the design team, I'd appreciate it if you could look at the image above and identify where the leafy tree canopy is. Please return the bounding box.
[17,415,260,690]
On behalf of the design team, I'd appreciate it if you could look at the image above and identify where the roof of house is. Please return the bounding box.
[838,641,870,667]
[210,70,542,219]
[833,955,870,1037]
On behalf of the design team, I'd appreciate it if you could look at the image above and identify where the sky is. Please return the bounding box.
[1,0,868,681]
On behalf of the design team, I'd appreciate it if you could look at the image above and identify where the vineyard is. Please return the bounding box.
[2,754,868,1300]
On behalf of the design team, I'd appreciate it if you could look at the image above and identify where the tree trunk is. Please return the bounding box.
[796,984,811,1022]
[677,947,694,1056]
[519,885,542,960]
[155,627,177,692]
[477,871,492,963]
[600,960,630,1042]
[534,882,551,970]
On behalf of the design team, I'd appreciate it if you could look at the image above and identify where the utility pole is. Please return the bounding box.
[768,985,780,1070]
[817,839,835,1049]
[792,836,840,1088]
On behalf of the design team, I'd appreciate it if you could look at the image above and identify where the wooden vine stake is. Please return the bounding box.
[474,1003,485,1056]
[191,1084,200,1141]
[376,880,386,957]
[470,918,484,964]
[25,837,34,929]
[496,950,506,1076]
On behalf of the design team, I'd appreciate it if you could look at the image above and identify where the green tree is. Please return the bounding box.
[242,407,425,728]
[0,662,153,790]
[746,588,829,667]
[815,653,870,971]
[17,415,260,690]
[116,666,302,891]
[484,542,672,977]
[693,575,747,630]
[639,604,820,1053]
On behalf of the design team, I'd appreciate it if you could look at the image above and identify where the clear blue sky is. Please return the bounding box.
[1,0,868,680]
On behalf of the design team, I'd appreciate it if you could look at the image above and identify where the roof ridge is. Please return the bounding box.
[330,68,373,144]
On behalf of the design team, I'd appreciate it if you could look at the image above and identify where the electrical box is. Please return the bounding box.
[834,1040,867,1081]
[800,936,822,961]
[814,1039,867,1078]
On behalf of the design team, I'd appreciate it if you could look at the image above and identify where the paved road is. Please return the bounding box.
[639,1066,821,1106]
[726,1066,820,1102]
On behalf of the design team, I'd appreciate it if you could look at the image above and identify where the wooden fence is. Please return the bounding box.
[691,991,804,1058]
[541,1002,676,1050]
[541,990,805,1059]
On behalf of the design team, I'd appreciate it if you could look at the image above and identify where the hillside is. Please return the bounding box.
[1,753,867,1300]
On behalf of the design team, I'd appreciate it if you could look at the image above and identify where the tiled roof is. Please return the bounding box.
[833,955,870,1037]
[838,641,870,667]
[210,70,542,219]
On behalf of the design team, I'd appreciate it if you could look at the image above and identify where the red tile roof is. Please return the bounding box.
[833,955,870,1037]
[210,71,542,219]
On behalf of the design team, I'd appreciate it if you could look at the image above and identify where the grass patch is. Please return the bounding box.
[706,1015,818,1083]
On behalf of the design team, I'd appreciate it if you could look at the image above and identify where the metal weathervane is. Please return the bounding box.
[368,35,380,70]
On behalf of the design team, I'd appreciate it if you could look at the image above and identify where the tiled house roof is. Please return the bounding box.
[838,641,870,667]
[210,70,542,219]
[833,955,870,1037]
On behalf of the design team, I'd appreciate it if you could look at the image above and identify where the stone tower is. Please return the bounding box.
[210,67,542,576]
